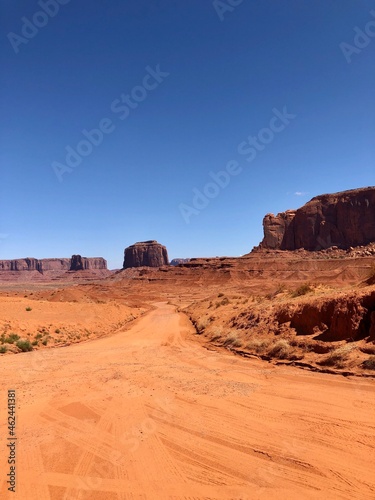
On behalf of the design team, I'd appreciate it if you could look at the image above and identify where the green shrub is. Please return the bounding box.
[0,345,7,354]
[16,340,33,352]
[54,328,60,334]
[25,307,32,312]
[4,333,20,344]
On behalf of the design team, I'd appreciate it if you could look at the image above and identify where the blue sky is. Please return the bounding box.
[1,0,374,268]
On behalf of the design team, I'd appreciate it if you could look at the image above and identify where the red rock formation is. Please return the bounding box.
[123,241,169,268]
[0,256,107,274]
[260,187,375,250]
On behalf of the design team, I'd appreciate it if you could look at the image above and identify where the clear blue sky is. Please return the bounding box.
[1,0,374,268]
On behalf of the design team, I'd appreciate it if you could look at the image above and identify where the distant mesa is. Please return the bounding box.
[170,258,190,266]
[258,187,375,251]
[123,241,169,269]
[0,255,107,273]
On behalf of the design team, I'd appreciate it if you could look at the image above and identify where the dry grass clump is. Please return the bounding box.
[209,326,224,342]
[362,356,375,370]
[318,344,356,368]
[245,338,270,354]
[291,283,314,298]
[222,332,242,348]
[267,339,293,359]
[196,317,210,334]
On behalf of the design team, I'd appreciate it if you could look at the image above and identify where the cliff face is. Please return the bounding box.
[123,241,169,268]
[0,255,107,273]
[260,187,375,251]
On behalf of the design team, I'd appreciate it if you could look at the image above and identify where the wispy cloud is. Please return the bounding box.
[294,191,308,196]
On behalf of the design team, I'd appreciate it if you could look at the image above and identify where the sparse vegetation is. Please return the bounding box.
[292,283,313,297]
[16,339,33,352]
[25,307,32,311]
[318,344,356,368]
[223,332,242,348]
[3,333,20,344]
[362,356,375,370]
[0,345,7,354]
[245,338,270,354]
[267,339,292,359]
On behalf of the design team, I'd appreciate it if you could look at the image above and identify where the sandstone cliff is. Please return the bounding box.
[123,241,169,268]
[260,187,375,251]
[0,255,107,273]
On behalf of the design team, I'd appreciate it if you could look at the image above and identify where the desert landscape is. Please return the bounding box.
[1,187,375,499]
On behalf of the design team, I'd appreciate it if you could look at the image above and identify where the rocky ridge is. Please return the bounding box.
[259,187,375,251]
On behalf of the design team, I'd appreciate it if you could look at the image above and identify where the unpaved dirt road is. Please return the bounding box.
[1,303,374,499]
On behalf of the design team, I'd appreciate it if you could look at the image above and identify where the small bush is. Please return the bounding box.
[362,356,375,370]
[319,344,355,368]
[245,339,270,354]
[0,345,7,354]
[25,307,32,312]
[4,333,20,344]
[16,340,33,352]
[196,318,210,334]
[41,339,48,346]
[292,283,313,298]
[223,333,242,348]
[268,339,292,359]
[217,293,224,297]
[210,326,223,342]
[54,329,60,334]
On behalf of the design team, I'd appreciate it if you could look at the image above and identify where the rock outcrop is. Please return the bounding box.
[123,241,169,268]
[259,187,375,251]
[0,255,107,273]
[170,258,190,266]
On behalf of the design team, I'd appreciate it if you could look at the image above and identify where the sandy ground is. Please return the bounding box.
[0,302,374,500]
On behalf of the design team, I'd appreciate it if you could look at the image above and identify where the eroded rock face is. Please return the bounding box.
[0,256,107,273]
[260,187,375,250]
[170,258,190,266]
[123,241,169,268]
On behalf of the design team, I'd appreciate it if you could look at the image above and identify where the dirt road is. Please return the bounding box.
[1,303,374,499]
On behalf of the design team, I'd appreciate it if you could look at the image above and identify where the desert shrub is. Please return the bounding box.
[362,356,375,370]
[54,328,60,334]
[292,283,313,298]
[25,307,32,312]
[319,344,355,368]
[245,339,270,354]
[268,339,292,359]
[0,345,7,354]
[223,332,242,348]
[210,326,224,342]
[16,340,33,352]
[41,339,48,346]
[196,317,210,334]
[217,293,224,297]
[31,340,38,346]
[4,333,20,344]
